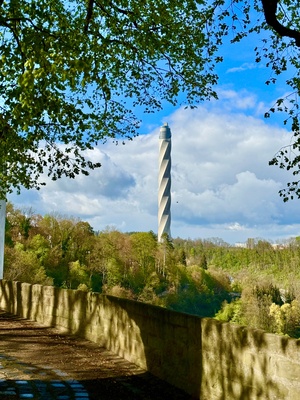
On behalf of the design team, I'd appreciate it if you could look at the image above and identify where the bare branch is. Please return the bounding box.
[261,0,300,46]
[84,0,94,32]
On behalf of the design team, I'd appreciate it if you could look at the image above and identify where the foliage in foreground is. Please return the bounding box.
[1,1,300,200]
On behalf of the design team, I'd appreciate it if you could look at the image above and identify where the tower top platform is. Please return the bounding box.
[159,123,171,140]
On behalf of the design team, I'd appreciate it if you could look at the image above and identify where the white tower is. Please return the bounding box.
[158,123,171,242]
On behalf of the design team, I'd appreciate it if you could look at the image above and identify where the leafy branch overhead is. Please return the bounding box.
[259,0,300,201]
[0,0,300,199]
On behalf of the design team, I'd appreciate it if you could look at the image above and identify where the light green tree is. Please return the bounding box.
[130,232,157,274]
[91,229,130,291]
[67,260,89,290]
[269,300,300,337]
[4,242,51,284]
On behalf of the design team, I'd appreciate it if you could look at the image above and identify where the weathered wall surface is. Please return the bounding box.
[0,280,300,399]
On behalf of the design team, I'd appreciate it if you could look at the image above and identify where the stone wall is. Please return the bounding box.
[0,280,300,399]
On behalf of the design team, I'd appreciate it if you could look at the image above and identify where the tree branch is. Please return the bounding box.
[84,0,94,32]
[261,0,300,46]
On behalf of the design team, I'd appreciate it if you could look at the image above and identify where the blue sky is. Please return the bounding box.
[9,29,300,245]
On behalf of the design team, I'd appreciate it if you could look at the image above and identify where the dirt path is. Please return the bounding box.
[0,310,192,399]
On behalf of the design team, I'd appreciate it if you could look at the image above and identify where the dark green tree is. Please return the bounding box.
[1,1,300,198]
[0,0,222,197]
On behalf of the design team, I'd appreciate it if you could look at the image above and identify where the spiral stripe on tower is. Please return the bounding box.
[158,123,171,242]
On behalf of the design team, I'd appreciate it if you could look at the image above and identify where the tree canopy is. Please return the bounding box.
[0,0,300,198]
[5,202,300,337]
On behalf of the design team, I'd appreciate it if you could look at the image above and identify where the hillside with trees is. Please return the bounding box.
[4,203,300,338]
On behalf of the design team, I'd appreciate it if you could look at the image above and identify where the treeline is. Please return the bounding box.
[3,203,230,318]
[4,203,300,337]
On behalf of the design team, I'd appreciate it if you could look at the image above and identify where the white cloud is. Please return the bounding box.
[217,89,258,110]
[227,222,245,231]
[226,62,259,73]
[9,93,300,244]
[45,150,136,199]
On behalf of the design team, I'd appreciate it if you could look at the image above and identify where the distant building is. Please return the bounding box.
[246,238,255,249]
[234,242,247,248]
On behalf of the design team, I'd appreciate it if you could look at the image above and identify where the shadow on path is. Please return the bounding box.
[0,310,191,399]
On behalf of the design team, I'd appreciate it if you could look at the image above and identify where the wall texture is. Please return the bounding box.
[0,280,300,399]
